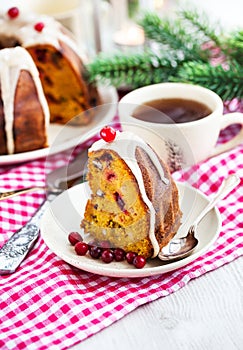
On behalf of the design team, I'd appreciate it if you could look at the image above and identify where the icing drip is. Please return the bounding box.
[90,131,169,257]
[0,47,50,154]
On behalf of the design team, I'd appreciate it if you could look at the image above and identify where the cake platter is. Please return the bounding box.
[0,86,118,165]
[40,181,222,278]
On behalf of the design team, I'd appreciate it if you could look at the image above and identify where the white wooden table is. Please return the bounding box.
[73,256,243,350]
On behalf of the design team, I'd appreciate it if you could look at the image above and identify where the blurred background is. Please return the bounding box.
[1,0,242,58]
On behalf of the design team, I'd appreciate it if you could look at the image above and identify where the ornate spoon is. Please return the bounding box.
[158,174,240,262]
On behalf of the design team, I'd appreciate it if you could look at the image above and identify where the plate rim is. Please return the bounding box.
[0,85,118,165]
[40,181,222,278]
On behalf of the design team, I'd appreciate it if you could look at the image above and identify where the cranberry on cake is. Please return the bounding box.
[81,127,182,259]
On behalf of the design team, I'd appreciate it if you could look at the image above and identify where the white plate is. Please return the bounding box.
[0,86,118,165]
[41,182,222,278]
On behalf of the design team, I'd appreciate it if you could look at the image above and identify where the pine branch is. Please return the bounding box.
[179,8,222,47]
[173,61,243,100]
[86,9,243,102]
[87,51,182,88]
[223,30,243,64]
[138,12,209,62]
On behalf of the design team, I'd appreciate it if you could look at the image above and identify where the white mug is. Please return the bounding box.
[118,83,243,171]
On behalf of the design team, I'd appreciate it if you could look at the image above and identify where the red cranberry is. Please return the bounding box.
[114,248,126,262]
[89,246,102,259]
[126,251,137,264]
[87,240,98,251]
[133,255,146,269]
[99,240,111,249]
[100,126,116,143]
[68,231,83,246]
[34,22,45,32]
[101,249,114,263]
[106,172,116,181]
[75,242,88,256]
[7,7,19,19]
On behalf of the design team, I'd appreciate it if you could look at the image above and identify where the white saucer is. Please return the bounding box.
[40,181,222,278]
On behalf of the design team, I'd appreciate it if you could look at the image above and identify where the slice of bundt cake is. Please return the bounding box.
[0,47,49,155]
[81,127,182,259]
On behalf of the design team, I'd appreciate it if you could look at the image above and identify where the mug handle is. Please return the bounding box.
[211,112,243,157]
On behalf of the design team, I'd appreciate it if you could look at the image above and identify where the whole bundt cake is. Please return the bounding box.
[0,6,100,155]
[81,128,182,259]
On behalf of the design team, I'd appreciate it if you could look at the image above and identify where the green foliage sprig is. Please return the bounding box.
[86,50,183,88]
[174,61,243,101]
[138,11,210,62]
[223,30,243,65]
[87,9,243,101]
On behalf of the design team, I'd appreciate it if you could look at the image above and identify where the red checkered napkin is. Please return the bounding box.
[0,125,243,350]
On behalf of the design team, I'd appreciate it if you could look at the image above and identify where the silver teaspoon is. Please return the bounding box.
[158,174,240,262]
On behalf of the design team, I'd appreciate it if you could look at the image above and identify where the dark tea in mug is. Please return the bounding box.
[132,98,212,124]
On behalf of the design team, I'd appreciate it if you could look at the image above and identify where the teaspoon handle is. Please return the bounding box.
[0,186,62,201]
[194,174,240,226]
[0,187,45,200]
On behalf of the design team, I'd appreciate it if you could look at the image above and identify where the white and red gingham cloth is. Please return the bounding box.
[0,113,243,350]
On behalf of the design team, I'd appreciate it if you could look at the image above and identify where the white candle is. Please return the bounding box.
[110,0,129,30]
[92,0,102,53]
[113,25,145,47]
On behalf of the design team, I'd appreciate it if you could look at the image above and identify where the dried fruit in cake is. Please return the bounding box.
[81,129,182,259]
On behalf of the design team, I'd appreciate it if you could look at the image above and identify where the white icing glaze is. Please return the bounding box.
[0,9,79,54]
[0,47,50,154]
[90,130,169,257]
